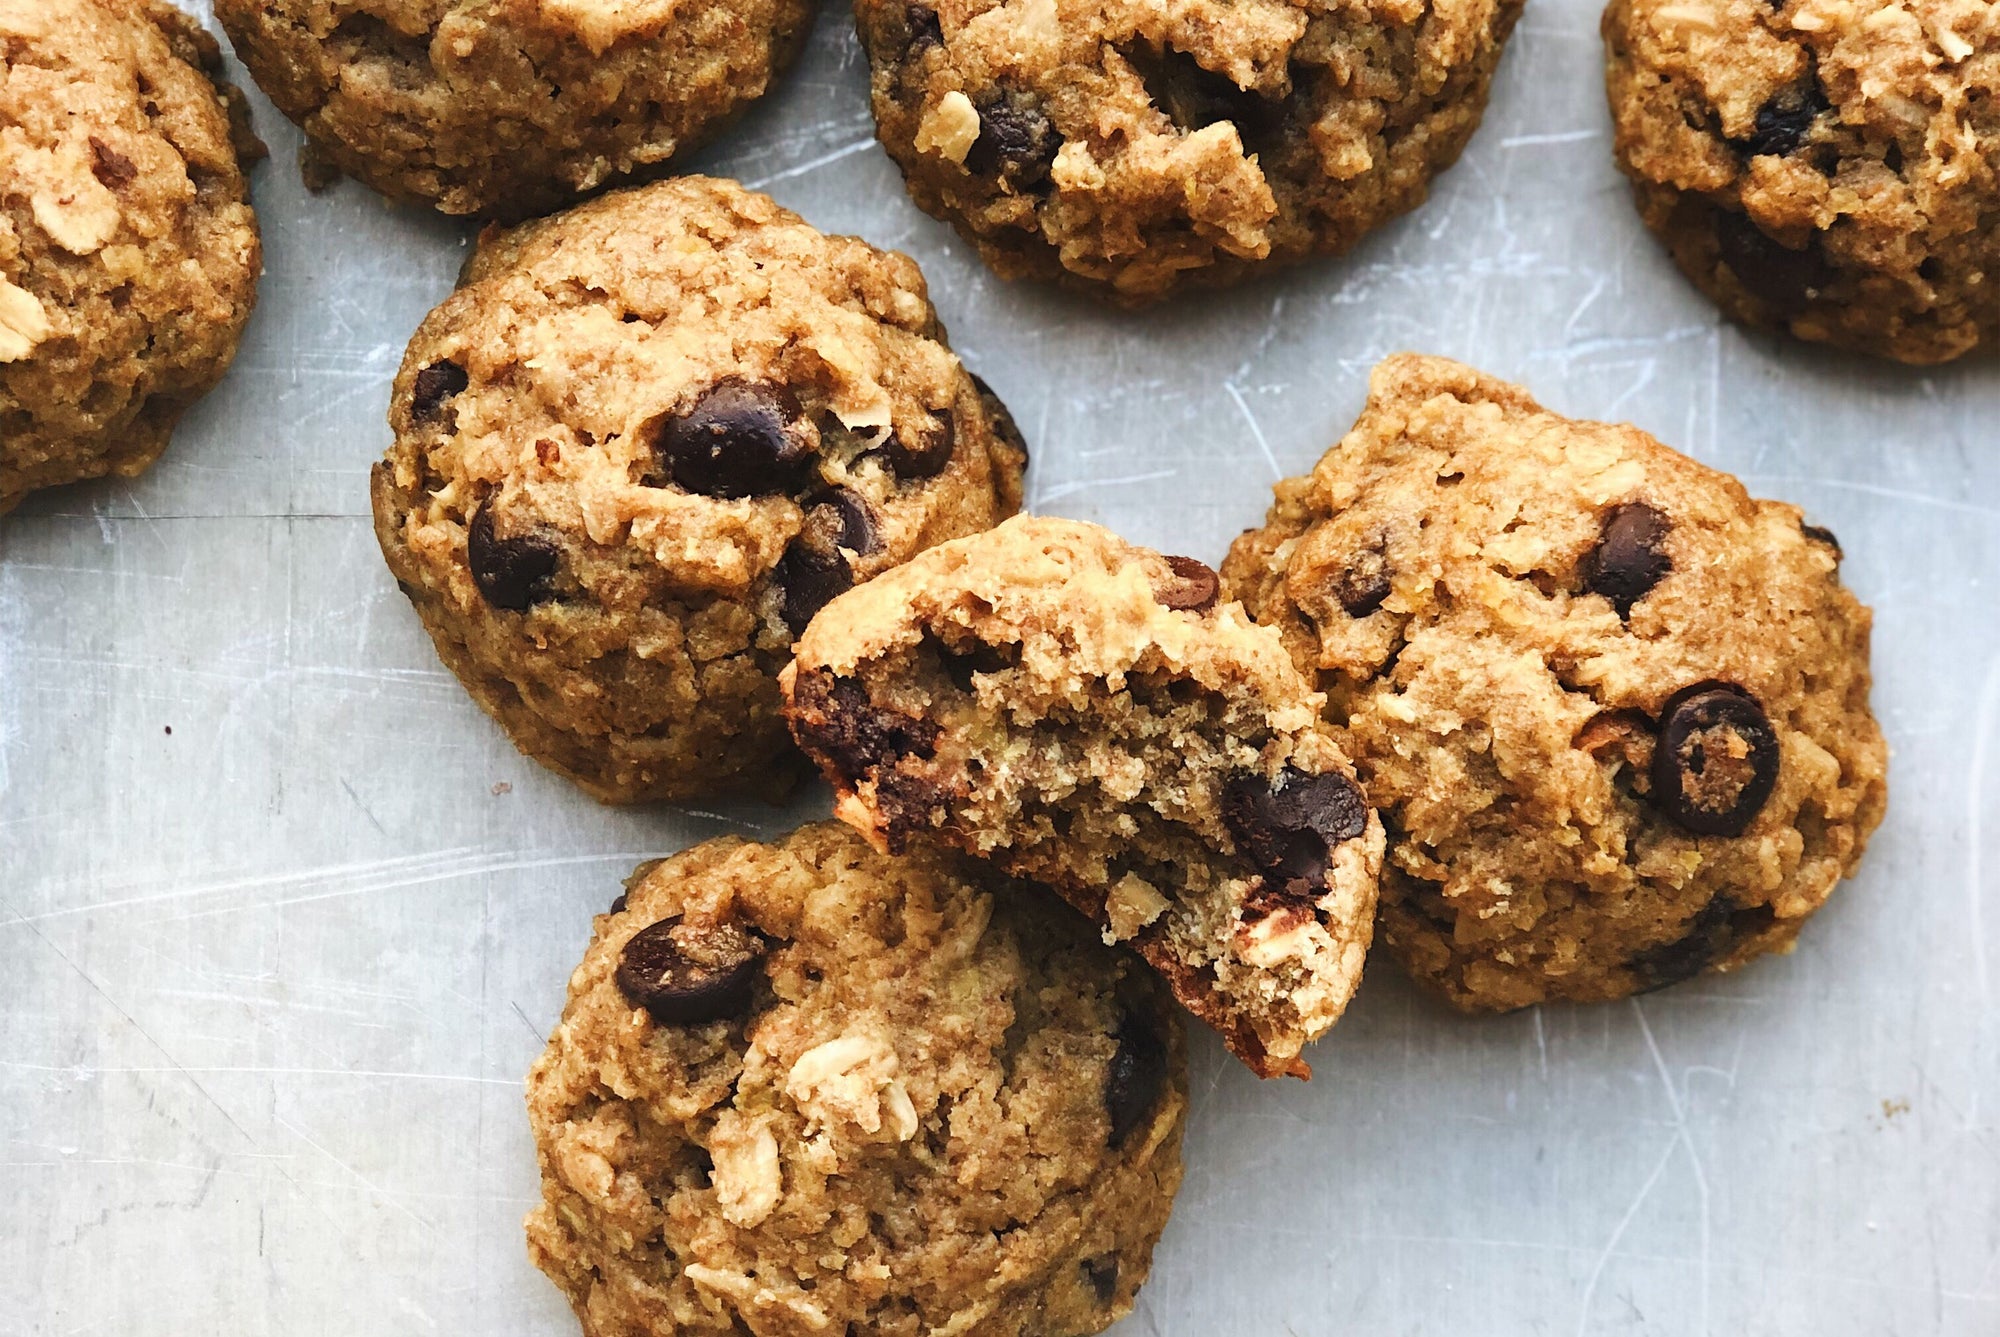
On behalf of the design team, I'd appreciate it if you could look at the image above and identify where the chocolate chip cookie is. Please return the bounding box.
[215,0,814,218]
[0,0,262,513]
[856,0,1523,303]
[1223,355,1888,1012]
[370,177,1026,804]
[1605,0,2000,363]
[781,515,1385,1078]
[525,822,1187,1337]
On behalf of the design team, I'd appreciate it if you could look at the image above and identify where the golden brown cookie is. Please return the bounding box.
[855,0,1524,303]
[371,177,1027,804]
[0,0,262,513]
[1605,0,2000,363]
[215,0,816,218]
[1224,355,1887,1012]
[782,515,1385,1079]
[525,822,1188,1337]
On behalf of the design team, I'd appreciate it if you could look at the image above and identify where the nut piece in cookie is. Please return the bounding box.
[782,514,1386,1079]
[371,177,1027,804]
[525,823,1187,1336]
[1,0,262,513]
[1223,354,1887,1011]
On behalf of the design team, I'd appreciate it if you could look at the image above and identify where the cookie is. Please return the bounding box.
[1223,354,1888,1013]
[781,515,1385,1078]
[855,0,1524,303]
[215,0,815,218]
[0,0,262,514]
[1604,0,2000,363]
[370,176,1027,804]
[525,822,1188,1337]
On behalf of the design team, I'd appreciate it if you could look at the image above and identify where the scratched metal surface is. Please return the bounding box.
[3,0,1997,1332]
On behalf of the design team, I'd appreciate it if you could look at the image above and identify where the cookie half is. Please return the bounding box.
[371,176,1027,804]
[1604,0,2000,363]
[0,0,262,512]
[526,822,1187,1337]
[1224,354,1888,1012]
[782,514,1385,1079]
[856,0,1524,303]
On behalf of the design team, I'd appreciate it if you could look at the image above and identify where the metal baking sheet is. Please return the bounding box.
[5,1,1996,1332]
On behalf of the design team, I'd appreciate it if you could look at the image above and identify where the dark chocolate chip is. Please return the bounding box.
[1104,1016,1168,1148]
[1153,555,1220,612]
[1739,82,1830,159]
[969,373,1030,467]
[614,917,765,1024]
[788,670,940,782]
[1125,42,1280,139]
[1581,502,1672,618]
[411,360,469,422]
[883,409,956,479]
[965,91,1060,187]
[1651,683,1780,837]
[1082,1256,1120,1305]
[1222,765,1370,898]
[467,501,560,612]
[1714,211,1833,317]
[775,490,881,634]
[904,3,942,55]
[1333,546,1392,618]
[608,892,629,915]
[1800,521,1842,560]
[653,380,815,499]
[88,136,138,189]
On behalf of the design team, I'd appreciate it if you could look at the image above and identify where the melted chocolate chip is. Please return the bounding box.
[1740,82,1830,159]
[1126,42,1280,138]
[411,360,469,422]
[1104,1016,1168,1148]
[965,91,1060,187]
[1082,1256,1120,1305]
[970,373,1030,467]
[883,409,956,479]
[788,669,940,783]
[1629,897,1773,992]
[1222,766,1370,899]
[88,136,137,189]
[1651,683,1780,836]
[1581,503,1672,618]
[614,917,765,1024]
[904,3,942,55]
[1800,521,1842,560]
[776,491,880,634]
[653,380,815,498]
[467,502,560,612]
[1714,212,1833,316]
[1154,555,1220,612]
[1333,545,1392,617]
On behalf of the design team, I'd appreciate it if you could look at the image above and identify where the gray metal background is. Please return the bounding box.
[4,1,1996,1332]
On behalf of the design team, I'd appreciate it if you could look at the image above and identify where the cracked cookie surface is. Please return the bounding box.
[1605,0,2000,363]
[525,822,1187,1337]
[1223,355,1887,1012]
[371,176,1026,804]
[856,0,1523,303]
[0,0,262,513]
[215,0,815,217]
[783,515,1384,1079]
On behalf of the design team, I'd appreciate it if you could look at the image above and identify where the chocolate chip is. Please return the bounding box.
[1627,895,1775,991]
[411,360,469,422]
[467,501,560,612]
[1800,521,1842,560]
[1739,82,1829,159]
[1714,211,1833,317]
[970,373,1030,466]
[1581,503,1672,618]
[608,892,629,915]
[653,380,815,499]
[614,917,765,1024]
[1082,1256,1120,1305]
[1333,545,1392,617]
[788,669,940,782]
[883,409,955,479]
[88,136,137,189]
[775,490,880,634]
[904,3,942,55]
[1153,555,1220,611]
[1126,42,1280,139]
[1651,683,1780,837]
[1222,766,1370,898]
[1104,1016,1168,1148]
[965,90,1060,187]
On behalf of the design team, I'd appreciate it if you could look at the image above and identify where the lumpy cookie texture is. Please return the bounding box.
[215,0,815,218]
[0,0,262,513]
[783,515,1385,1078]
[1605,0,2000,363]
[525,823,1187,1337]
[1223,355,1887,1012]
[371,177,1026,804]
[856,0,1523,303]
